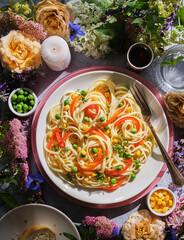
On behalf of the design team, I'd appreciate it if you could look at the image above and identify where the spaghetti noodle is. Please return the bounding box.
[44,79,155,190]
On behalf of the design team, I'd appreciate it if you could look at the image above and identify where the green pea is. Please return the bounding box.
[131,128,137,134]
[83,116,89,122]
[23,90,29,96]
[24,96,27,102]
[28,94,34,100]
[20,102,24,106]
[100,116,105,122]
[131,174,136,179]
[81,90,87,96]
[111,178,116,184]
[73,144,78,149]
[11,94,17,101]
[116,165,122,170]
[23,104,28,111]
[148,138,152,142]
[52,146,56,151]
[71,166,78,172]
[16,104,22,111]
[29,100,35,106]
[55,113,61,119]
[125,154,131,159]
[83,134,89,139]
[104,125,109,130]
[17,89,24,95]
[17,95,25,102]
[64,99,70,105]
[92,148,98,153]
[28,106,33,111]
[12,100,17,105]
[118,103,123,108]
[120,152,124,157]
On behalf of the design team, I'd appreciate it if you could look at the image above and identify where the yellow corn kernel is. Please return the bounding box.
[157,199,162,205]
[162,207,168,213]
[71,93,78,100]
[64,105,69,111]
[47,132,53,138]
[158,193,163,198]
[92,173,96,177]
[161,201,166,207]
[126,106,132,113]
[82,125,88,131]
[135,150,141,157]
[157,209,163,213]
[84,177,89,182]
[163,191,167,196]
[107,177,111,182]
[150,202,155,208]
[165,195,170,201]
[168,200,173,207]
[155,197,158,201]
[105,130,110,135]
[76,147,81,153]
[81,150,87,156]
[112,138,118,144]
[150,196,155,201]
[105,92,110,97]
[92,96,99,101]
[63,123,67,128]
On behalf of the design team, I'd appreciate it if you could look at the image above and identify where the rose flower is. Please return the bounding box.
[0,30,41,73]
[34,0,72,38]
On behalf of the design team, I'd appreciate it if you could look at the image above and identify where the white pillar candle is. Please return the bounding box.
[41,36,71,71]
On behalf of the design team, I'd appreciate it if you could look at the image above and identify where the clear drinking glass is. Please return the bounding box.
[155,44,184,93]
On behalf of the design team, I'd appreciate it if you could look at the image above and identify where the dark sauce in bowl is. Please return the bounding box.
[128,46,152,68]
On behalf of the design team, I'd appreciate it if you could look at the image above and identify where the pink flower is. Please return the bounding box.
[14,14,47,40]
[5,118,28,161]
[83,216,119,239]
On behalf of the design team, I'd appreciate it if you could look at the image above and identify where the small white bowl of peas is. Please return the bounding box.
[8,88,38,117]
[146,186,176,216]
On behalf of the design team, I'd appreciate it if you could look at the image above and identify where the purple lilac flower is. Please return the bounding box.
[69,21,84,41]
[161,10,177,37]
[164,227,178,240]
[25,173,44,191]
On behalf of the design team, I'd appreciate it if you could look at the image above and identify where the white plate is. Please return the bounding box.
[35,68,171,206]
[0,204,81,240]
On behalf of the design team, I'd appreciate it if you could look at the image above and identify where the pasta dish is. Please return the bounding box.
[44,79,155,190]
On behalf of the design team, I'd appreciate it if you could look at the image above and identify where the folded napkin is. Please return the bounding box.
[164,93,184,128]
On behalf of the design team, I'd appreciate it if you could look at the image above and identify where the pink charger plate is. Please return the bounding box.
[31,66,174,209]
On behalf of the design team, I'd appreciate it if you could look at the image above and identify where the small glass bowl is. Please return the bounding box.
[155,44,184,93]
[8,88,38,117]
[146,186,176,217]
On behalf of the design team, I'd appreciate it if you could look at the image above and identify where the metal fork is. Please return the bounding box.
[130,82,184,187]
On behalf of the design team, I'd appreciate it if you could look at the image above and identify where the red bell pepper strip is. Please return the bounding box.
[134,139,147,148]
[86,128,107,141]
[70,95,82,117]
[74,162,96,176]
[101,177,126,191]
[105,158,132,176]
[59,130,72,148]
[102,101,128,128]
[85,104,99,119]
[84,149,108,168]
[47,134,56,150]
[55,126,61,143]
[114,116,141,132]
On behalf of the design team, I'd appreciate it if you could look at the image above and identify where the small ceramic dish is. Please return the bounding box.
[8,87,38,117]
[146,186,176,217]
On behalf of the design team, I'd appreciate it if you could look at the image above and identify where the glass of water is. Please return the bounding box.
[155,44,184,93]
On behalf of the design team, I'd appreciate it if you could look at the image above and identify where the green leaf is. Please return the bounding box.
[0,192,19,208]
[161,56,184,66]
[95,22,124,38]
[0,5,10,12]
[0,177,18,186]
[179,6,184,25]
[132,18,144,25]
[63,232,78,240]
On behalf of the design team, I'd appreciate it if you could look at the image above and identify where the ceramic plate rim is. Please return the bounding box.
[31,66,174,208]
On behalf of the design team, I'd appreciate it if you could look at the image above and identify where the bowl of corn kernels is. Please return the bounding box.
[146,186,176,216]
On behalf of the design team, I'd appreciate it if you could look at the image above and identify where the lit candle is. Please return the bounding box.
[41,36,71,71]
